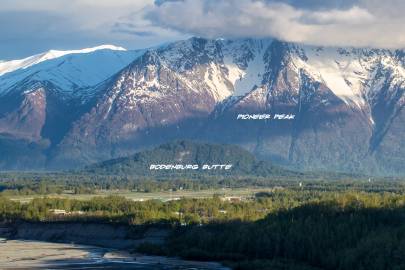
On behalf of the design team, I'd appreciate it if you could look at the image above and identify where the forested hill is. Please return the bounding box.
[82,141,294,178]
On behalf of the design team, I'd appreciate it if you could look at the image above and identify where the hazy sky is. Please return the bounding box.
[1,0,405,60]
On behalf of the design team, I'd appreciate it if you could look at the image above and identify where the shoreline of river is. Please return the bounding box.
[0,238,230,269]
[0,222,231,269]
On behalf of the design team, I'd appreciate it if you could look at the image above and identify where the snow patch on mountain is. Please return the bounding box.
[301,47,369,108]
[222,39,269,97]
[204,63,233,101]
[229,55,265,97]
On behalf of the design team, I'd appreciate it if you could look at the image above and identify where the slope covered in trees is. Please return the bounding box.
[83,140,294,178]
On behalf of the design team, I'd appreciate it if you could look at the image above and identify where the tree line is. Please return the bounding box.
[2,187,405,269]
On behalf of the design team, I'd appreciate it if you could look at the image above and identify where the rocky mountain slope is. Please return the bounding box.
[0,45,143,169]
[0,38,403,175]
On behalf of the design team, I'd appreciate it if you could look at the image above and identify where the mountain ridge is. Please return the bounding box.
[0,45,127,76]
[0,37,403,175]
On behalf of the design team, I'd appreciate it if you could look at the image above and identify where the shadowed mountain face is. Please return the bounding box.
[0,38,403,175]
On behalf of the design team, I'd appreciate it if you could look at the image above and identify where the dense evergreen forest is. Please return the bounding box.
[83,140,292,177]
[2,188,405,269]
[0,169,398,196]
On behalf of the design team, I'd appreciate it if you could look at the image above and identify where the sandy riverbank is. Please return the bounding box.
[0,239,102,268]
[0,239,230,269]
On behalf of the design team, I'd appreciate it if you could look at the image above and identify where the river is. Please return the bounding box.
[0,239,230,270]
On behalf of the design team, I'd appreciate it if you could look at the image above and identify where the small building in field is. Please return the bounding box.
[49,209,67,215]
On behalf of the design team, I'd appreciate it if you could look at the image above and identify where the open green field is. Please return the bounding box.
[4,188,275,203]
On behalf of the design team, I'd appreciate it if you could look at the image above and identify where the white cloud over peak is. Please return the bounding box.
[144,0,405,49]
[2,0,405,59]
[0,0,183,59]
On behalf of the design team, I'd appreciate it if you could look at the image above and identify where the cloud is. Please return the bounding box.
[112,23,156,37]
[2,0,405,59]
[267,0,359,10]
[144,0,405,49]
[0,0,184,59]
[302,6,374,25]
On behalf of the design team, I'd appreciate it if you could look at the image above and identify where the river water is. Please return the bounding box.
[0,239,229,270]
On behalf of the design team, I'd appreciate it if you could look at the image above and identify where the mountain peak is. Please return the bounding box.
[0,44,127,77]
[45,44,127,56]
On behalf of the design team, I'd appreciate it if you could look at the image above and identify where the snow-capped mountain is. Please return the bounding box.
[0,45,126,76]
[0,45,143,99]
[0,45,143,168]
[0,38,404,175]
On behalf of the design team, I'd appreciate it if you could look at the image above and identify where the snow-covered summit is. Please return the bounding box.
[0,45,127,77]
[97,37,405,111]
[0,45,142,98]
[174,39,405,110]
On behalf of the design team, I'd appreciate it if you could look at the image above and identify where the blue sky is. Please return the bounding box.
[1,0,404,60]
